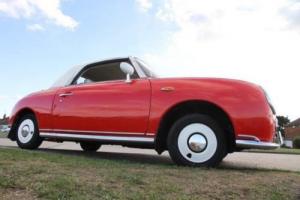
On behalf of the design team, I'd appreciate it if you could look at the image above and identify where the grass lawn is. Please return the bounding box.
[245,148,300,155]
[0,148,299,200]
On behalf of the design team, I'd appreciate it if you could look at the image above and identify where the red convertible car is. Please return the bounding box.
[7,57,281,167]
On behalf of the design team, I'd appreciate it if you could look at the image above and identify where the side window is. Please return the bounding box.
[74,62,139,85]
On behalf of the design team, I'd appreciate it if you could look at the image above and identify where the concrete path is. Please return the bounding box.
[0,138,299,172]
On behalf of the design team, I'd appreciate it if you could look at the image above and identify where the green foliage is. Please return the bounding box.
[0,113,8,126]
[293,137,300,149]
[277,116,290,126]
[276,116,290,137]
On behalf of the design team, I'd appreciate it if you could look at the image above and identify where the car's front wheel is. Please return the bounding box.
[16,114,43,149]
[80,141,101,152]
[167,114,227,167]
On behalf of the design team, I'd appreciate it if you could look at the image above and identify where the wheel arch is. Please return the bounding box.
[154,100,236,154]
[8,107,36,141]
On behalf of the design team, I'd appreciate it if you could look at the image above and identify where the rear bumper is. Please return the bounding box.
[236,131,283,150]
[236,139,279,150]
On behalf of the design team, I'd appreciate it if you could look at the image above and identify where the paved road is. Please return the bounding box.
[0,138,299,172]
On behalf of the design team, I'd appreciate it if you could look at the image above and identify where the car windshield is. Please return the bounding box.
[51,64,84,88]
[136,58,158,78]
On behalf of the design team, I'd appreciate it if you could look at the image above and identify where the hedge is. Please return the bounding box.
[293,136,300,149]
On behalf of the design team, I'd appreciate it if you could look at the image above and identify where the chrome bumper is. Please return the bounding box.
[236,131,282,150]
[236,139,280,150]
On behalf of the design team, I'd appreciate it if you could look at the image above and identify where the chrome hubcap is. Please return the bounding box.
[21,125,30,137]
[188,134,207,152]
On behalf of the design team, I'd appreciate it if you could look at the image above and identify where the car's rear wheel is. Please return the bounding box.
[167,114,227,167]
[16,114,43,149]
[80,141,101,152]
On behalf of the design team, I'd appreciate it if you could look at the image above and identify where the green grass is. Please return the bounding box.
[245,148,300,155]
[0,147,300,200]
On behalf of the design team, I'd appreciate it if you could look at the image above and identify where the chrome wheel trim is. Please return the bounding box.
[188,133,207,153]
[178,123,217,163]
[18,119,35,144]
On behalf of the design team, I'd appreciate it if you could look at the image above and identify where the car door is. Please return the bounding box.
[51,61,151,137]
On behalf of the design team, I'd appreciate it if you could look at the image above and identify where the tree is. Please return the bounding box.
[0,114,8,125]
[276,115,290,137]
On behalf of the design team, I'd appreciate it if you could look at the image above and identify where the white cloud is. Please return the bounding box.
[27,23,44,31]
[135,0,152,12]
[141,0,300,119]
[281,1,300,29]
[0,0,78,30]
[0,95,23,117]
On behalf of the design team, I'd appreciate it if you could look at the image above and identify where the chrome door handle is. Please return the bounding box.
[160,86,175,92]
[59,93,73,97]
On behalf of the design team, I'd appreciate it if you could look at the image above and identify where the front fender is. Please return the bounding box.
[8,88,58,141]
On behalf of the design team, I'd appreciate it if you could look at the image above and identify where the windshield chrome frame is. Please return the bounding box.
[129,56,147,78]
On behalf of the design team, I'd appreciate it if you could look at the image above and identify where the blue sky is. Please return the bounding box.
[0,0,300,120]
[0,0,175,116]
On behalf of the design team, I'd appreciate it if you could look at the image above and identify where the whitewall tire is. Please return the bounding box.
[167,114,227,167]
[16,114,43,149]
[18,119,35,144]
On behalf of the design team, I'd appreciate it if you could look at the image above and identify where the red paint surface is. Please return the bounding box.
[52,79,151,134]
[9,77,276,142]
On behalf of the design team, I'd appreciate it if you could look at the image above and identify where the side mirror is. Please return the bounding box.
[120,62,134,83]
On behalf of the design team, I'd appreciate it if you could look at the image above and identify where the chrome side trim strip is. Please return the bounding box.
[146,132,156,136]
[40,132,155,143]
[39,129,155,136]
[236,139,280,150]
